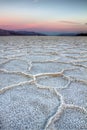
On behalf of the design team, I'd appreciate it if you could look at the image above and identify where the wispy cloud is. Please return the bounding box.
[59,20,80,25]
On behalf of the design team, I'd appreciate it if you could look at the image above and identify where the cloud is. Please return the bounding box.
[85,23,87,25]
[59,20,80,25]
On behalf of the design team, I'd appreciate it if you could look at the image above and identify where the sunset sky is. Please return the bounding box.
[0,0,87,33]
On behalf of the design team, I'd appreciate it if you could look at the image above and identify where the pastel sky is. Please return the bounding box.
[0,0,87,33]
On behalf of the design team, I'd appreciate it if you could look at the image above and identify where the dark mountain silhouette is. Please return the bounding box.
[0,29,11,36]
[76,33,87,36]
[0,29,87,36]
[0,29,47,36]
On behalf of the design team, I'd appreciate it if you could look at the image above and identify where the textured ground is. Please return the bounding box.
[0,36,87,130]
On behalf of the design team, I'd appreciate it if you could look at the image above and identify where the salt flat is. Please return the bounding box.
[0,36,87,130]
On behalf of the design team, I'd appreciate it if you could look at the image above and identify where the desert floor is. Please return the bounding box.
[0,36,87,130]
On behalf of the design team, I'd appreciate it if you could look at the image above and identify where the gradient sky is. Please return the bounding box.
[0,0,87,33]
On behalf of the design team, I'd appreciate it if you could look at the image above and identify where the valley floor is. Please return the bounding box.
[0,36,87,130]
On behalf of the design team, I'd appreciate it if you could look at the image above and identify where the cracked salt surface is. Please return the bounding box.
[36,75,68,89]
[59,82,87,108]
[54,108,87,130]
[0,84,60,130]
[1,59,29,72]
[0,36,87,130]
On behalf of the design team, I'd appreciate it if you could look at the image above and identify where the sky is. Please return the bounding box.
[0,0,87,33]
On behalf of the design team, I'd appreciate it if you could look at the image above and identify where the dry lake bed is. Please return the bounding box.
[0,36,87,130]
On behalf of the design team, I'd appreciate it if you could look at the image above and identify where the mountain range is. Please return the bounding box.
[0,29,46,36]
[0,29,87,36]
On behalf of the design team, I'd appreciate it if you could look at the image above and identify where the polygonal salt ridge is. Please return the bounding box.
[73,63,87,69]
[73,59,87,63]
[65,55,78,60]
[0,83,60,130]
[0,50,25,59]
[27,50,56,56]
[72,55,87,60]
[29,62,63,75]
[58,81,87,108]
[0,69,33,78]
[25,54,58,62]
[57,55,78,63]
[35,75,70,90]
[0,49,25,57]
[53,107,87,130]
[72,61,87,69]
[0,58,7,65]
[0,58,32,72]
[34,68,74,90]
[71,59,87,66]
[0,69,33,94]
[29,61,74,75]
[65,52,82,58]
[64,67,87,81]
[70,77,87,85]
[44,104,87,130]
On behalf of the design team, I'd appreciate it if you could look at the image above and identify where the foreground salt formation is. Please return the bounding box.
[0,36,87,130]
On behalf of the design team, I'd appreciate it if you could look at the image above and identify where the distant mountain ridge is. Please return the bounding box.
[76,33,87,36]
[0,29,11,36]
[0,29,47,36]
[0,29,87,36]
[57,33,87,36]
